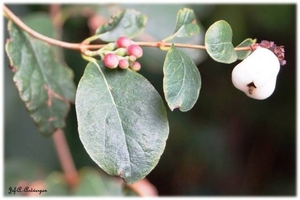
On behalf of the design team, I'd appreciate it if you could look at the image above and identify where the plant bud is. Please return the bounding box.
[115,48,127,56]
[119,59,129,69]
[128,55,136,62]
[130,61,141,71]
[231,47,280,100]
[103,42,116,51]
[103,53,119,69]
[116,36,133,48]
[127,44,143,58]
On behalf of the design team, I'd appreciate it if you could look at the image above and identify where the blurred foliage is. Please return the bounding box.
[4,159,127,196]
[4,3,296,196]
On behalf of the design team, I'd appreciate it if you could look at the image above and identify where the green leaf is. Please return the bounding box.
[172,8,200,38]
[22,13,55,38]
[100,4,206,73]
[5,21,76,136]
[43,172,69,196]
[205,20,237,64]
[163,45,201,112]
[75,61,169,184]
[73,167,123,196]
[236,38,257,60]
[5,158,46,195]
[95,9,147,42]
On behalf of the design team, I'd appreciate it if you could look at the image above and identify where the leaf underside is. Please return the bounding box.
[205,20,237,64]
[5,21,76,136]
[163,45,201,112]
[75,61,169,184]
[95,9,147,42]
[173,8,200,38]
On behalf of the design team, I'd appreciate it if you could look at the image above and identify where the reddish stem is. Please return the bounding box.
[3,5,252,54]
[52,129,79,189]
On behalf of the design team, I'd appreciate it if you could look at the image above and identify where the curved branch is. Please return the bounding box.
[52,129,79,189]
[3,5,82,50]
[3,5,252,53]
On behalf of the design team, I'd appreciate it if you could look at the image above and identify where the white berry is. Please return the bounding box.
[231,47,280,100]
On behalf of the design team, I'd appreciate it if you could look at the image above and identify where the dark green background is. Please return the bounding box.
[4,4,296,196]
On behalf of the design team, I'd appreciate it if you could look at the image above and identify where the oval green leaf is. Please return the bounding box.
[5,21,76,136]
[75,61,169,184]
[95,9,147,41]
[172,8,200,38]
[205,20,237,64]
[236,38,257,60]
[163,45,201,112]
[73,167,123,196]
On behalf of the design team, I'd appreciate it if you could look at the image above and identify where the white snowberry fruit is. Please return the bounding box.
[231,47,280,100]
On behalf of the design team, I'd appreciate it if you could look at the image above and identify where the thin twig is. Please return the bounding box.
[50,4,65,60]
[52,129,79,189]
[3,5,81,50]
[3,5,252,54]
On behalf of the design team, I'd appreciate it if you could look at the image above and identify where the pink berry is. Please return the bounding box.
[127,44,143,58]
[118,59,129,69]
[131,61,141,71]
[116,36,133,48]
[103,53,119,69]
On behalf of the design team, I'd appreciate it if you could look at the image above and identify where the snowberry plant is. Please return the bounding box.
[4,4,286,191]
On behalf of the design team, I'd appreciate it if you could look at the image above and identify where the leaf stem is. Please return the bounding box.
[52,129,79,189]
[3,5,253,54]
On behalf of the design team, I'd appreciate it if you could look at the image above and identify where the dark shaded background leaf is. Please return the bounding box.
[75,61,169,184]
[163,45,201,112]
[4,158,47,196]
[5,21,76,135]
[73,167,123,196]
[43,172,69,196]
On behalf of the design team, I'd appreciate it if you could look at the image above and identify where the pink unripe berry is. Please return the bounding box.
[127,44,143,58]
[116,36,133,48]
[103,53,119,69]
[131,61,141,71]
[119,59,130,69]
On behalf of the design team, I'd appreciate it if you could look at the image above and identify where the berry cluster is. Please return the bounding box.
[100,36,143,71]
